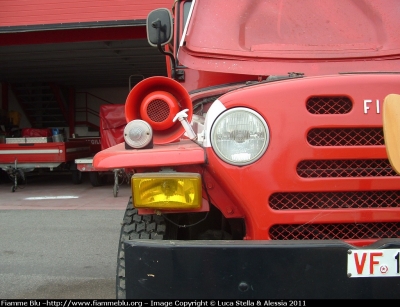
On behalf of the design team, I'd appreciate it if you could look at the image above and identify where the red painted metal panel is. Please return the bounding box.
[179,0,400,77]
[93,140,205,169]
[99,104,125,151]
[0,141,91,163]
[69,137,101,155]
[0,0,172,27]
[202,73,400,240]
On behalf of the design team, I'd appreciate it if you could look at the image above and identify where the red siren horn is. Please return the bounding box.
[125,76,193,144]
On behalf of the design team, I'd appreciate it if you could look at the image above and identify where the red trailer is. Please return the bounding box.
[0,138,91,191]
[75,104,128,196]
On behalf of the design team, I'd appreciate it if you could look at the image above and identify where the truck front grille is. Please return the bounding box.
[269,191,400,210]
[297,159,397,177]
[269,222,400,240]
[306,96,352,114]
[307,128,384,146]
[264,91,400,243]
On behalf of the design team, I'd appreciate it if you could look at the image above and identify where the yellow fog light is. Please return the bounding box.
[132,173,202,210]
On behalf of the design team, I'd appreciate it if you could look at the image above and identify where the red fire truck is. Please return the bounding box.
[93,0,400,299]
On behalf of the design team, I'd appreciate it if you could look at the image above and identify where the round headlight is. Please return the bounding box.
[210,108,269,165]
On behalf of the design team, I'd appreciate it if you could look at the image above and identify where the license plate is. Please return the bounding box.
[347,249,400,277]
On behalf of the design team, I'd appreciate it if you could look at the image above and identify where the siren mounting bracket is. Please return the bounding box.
[173,109,197,140]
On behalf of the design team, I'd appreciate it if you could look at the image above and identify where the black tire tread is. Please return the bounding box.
[71,170,82,184]
[89,172,102,187]
[116,197,167,299]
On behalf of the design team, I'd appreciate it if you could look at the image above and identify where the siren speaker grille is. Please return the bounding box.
[147,99,170,122]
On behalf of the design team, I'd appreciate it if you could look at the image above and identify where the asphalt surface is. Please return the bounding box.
[0,172,130,299]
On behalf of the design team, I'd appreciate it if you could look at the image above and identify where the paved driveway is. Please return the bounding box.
[0,172,130,299]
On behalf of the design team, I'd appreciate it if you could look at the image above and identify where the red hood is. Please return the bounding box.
[178,0,400,76]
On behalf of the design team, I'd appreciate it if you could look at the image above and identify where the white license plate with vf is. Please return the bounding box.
[347,249,400,277]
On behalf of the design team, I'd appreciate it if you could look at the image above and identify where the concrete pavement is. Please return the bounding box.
[0,171,130,210]
[0,171,131,299]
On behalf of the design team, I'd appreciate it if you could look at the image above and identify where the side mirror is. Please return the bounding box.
[147,8,173,47]
[383,94,400,174]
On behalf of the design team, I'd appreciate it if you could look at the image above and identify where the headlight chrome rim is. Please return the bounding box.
[210,107,270,166]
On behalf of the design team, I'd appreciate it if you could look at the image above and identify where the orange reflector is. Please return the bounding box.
[132,173,202,210]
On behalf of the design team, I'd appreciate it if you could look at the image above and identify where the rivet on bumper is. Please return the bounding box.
[238,282,250,292]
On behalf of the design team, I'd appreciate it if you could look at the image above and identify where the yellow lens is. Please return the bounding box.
[132,173,202,210]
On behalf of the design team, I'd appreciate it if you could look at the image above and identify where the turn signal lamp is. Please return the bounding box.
[132,173,202,210]
[124,119,153,149]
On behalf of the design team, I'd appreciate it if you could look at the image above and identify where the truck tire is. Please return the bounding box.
[89,171,102,187]
[116,198,175,299]
[71,170,82,184]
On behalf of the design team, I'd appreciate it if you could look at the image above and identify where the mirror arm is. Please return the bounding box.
[152,19,177,80]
